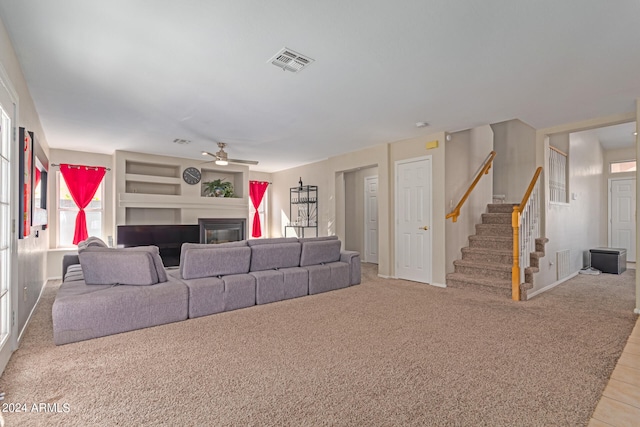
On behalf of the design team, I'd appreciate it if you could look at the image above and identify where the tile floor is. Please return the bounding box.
[588,317,640,426]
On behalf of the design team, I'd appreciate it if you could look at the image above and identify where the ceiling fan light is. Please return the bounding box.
[215,159,228,166]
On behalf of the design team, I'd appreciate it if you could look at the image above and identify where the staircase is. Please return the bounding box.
[446,203,548,300]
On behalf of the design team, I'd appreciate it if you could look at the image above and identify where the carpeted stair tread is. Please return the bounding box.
[461,247,513,265]
[453,259,511,272]
[481,213,512,224]
[453,259,512,280]
[468,234,513,250]
[475,223,513,236]
[446,273,512,297]
[487,203,518,214]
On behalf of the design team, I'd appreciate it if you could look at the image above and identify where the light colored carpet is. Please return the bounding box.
[0,265,637,426]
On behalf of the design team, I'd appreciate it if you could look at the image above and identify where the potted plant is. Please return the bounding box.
[202,178,234,197]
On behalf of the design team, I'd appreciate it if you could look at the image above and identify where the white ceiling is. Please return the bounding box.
[586,121,637,151]
[1,1,639,172]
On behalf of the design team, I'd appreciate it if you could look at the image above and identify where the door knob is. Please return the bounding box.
[419,226,429,230]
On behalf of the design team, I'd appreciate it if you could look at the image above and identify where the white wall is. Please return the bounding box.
[491,119,537,203]
[534,129,606,292]
[444,126,494,273]
[270,143,393,276]
[0,17,51,338]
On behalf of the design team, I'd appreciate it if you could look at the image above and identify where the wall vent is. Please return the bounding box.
[556,249,571,280]
[268,47,314,73]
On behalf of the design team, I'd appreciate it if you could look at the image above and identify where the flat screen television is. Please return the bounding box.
[116,224,200,267]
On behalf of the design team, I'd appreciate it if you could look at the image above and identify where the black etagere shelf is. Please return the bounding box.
[285,185,318,238]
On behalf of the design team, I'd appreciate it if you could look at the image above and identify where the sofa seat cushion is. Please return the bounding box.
[300,239,342,267]
[250,267,308,305]
[304,262,350,295]
[182,273,256,318]
[52,276,189,345]
[222,274,256,312]
[180,246,251,280]
[249,242,301,271]
[181,276,226,319]
[340,251,362,285]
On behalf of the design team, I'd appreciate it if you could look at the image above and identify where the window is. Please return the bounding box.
[610,160,636,174]
[549,146,568,203]
[57,172,104,247]
[249,191,267,239]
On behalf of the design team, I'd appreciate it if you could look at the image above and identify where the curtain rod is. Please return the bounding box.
[51,163,111,171]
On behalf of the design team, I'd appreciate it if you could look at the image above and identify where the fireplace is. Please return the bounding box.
[198,218,246,244]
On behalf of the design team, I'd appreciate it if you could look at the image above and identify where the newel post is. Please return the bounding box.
[511,206,521,301]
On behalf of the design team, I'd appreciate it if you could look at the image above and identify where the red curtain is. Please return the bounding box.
[60,164,106,245]
[249,181,269,238]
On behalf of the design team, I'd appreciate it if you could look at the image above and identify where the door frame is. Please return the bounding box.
[394,155,432,284]
[363,174,378,264]
[608,177,636,261]
[0,61,19,375]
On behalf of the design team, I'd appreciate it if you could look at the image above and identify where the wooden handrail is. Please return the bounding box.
[446,151,496,223]
[516,167,543,213]
[511,166,543,301]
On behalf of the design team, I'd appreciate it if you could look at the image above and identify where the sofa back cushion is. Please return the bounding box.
[250,242,302,271]
[247,237,298,246]
[297,236,339,243]
[81,246,168,283]
[179,241,247,275]
[77,236,108,252]
[181,246,251,280]
[79,250,159,285]
[299,239,342,267]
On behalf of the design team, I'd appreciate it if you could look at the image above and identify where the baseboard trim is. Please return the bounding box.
[430,282,447,288]
[17,280,47,343]
[634,308,640,315]
[378,274,392,279]
[527,271,579,300]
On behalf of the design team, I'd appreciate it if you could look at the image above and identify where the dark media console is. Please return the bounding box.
[116,219,247,267]
[116,225,199,267]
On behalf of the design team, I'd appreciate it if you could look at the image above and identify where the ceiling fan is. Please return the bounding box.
[202,142,259,166]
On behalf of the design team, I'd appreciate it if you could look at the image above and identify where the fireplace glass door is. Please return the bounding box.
[198,218,246,244]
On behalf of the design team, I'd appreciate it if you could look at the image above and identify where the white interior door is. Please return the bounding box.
[395,157,432,283]
[0,76,16,374]
[610,178,636,262]
[364,175,378,264]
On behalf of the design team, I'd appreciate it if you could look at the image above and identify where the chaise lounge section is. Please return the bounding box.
[53,239,189,345]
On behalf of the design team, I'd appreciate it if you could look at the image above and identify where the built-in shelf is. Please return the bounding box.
[116,151,251,228]
[200,169,244,198]
[124,173,181,185]
[125,161,179,178]
[124,162,182,196]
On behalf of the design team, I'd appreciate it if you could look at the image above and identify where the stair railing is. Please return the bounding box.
[511,167,543,301]
[446,151,496,223]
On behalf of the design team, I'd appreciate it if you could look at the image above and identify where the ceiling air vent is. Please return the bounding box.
[269,47,314,73]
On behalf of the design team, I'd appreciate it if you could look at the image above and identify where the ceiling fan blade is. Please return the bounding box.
[228,158,259,165]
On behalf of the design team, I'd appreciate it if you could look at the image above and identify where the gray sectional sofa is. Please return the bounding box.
[53,236,361,345]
